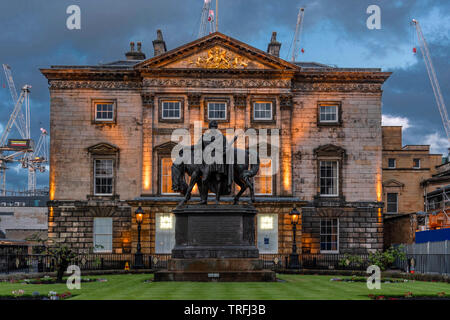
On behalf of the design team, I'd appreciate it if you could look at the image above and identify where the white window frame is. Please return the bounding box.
[413,158,421,169]
[319,104,339,123]
[320,218,339,254]
[253,102,273,120]
[207,102,227,120]
[161,101,181,120]
[319,160,339,197]
[93,218,113,253]
[94,159,114,196]
[161,158,177,195]
[388,158,396,168]
[94,102,115,122]
[386,193,398,213]
[254,158,273,196]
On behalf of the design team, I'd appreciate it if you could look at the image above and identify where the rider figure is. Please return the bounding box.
[199,121,232,204]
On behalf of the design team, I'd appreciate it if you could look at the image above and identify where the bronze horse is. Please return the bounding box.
[171,146,260,206]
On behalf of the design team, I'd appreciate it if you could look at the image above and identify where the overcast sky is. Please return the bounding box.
[0,0,449,191]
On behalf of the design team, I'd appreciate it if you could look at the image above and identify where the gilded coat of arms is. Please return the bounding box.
[192,47,248,69]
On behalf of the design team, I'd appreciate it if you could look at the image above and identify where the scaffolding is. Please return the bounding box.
[424,186,450,230]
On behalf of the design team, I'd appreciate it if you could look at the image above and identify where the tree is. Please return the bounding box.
[26,234,77,283]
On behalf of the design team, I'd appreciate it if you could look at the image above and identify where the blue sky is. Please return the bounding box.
[0,0,449,190]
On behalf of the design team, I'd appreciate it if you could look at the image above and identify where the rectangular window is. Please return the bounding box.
[388,158,396,168]
[319,161,338,196]
[94,218,113,253]
[319,105,338,123]
[387,193,398,213]
[257,214,278,254]
[320,218,339,253]
[95,103,114,122]
[162,101,181,119]
[208,102,227,120]
[413,158,421,169]
[255,158,273,195]
[155,213,176,254]
[253,102,273,120]
[161,158,176,195]
[94,159,114,195]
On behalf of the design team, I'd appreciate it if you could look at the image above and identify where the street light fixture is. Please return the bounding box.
[134,206,144,269]
[289,207,301,269]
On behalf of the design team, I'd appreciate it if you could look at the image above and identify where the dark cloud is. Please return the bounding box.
[0,0,449,189]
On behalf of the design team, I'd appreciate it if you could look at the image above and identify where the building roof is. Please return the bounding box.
[0,196,49,207]
[47,32,385,73]
[41,31,391,89]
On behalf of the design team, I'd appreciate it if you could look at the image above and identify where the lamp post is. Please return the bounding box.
[134,206,144,269]
[289,207,301,269]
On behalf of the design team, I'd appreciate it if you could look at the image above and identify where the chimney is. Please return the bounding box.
[267,32,281,57]
[153,30,167,57]
[125,41,146,60]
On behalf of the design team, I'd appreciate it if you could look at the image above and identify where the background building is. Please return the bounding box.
[382,126,443,246]
[0,196,48,241]
[41,31,391,255]
[382,126,442,215]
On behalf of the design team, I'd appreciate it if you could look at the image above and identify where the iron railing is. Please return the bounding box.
[0,253,401,275]
[394,254,450,276]
[0,253,172,274]
[261,254,370,271]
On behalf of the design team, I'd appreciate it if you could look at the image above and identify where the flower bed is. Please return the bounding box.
[368,292,449,300]
[330,277,408,283]
[0,290,73,300]
[20,276,107,285]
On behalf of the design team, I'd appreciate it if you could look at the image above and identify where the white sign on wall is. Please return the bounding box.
[257,214,278,254]
[155,213,176,254]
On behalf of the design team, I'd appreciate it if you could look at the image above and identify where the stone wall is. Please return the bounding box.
[384,214,417,247]
[129,201,301,255]
[48,200,132,254]
[292,92,383,203]
[0,207,48,240]
[301,204,383,254]
[49,89,143,201]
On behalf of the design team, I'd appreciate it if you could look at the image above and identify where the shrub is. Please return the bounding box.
[368,245,406,271]
[338,254,364,269]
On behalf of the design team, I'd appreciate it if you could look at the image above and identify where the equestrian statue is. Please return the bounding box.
[171,121,260,206]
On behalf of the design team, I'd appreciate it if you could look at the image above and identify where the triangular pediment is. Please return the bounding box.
[154,141,178,153]
[87,143,119,154]
[135,32,299,71]
[383,179,404,188]
[314,144,346,157]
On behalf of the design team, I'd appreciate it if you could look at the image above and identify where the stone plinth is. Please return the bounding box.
[154,204,276,282]
[172,204,259,259]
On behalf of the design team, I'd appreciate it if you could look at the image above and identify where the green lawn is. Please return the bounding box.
[0,274,449,300]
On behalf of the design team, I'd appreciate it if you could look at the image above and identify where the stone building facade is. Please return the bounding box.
[382,126,442,215]
[382,126,442,246]
[41,31,390,255]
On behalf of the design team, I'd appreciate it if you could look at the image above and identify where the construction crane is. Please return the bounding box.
[0,84,31,195]
[411,19,450,142]
[3,64,29,140]
[198,0,216,38]
[291,7,305,62]
[1,65,49,195]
